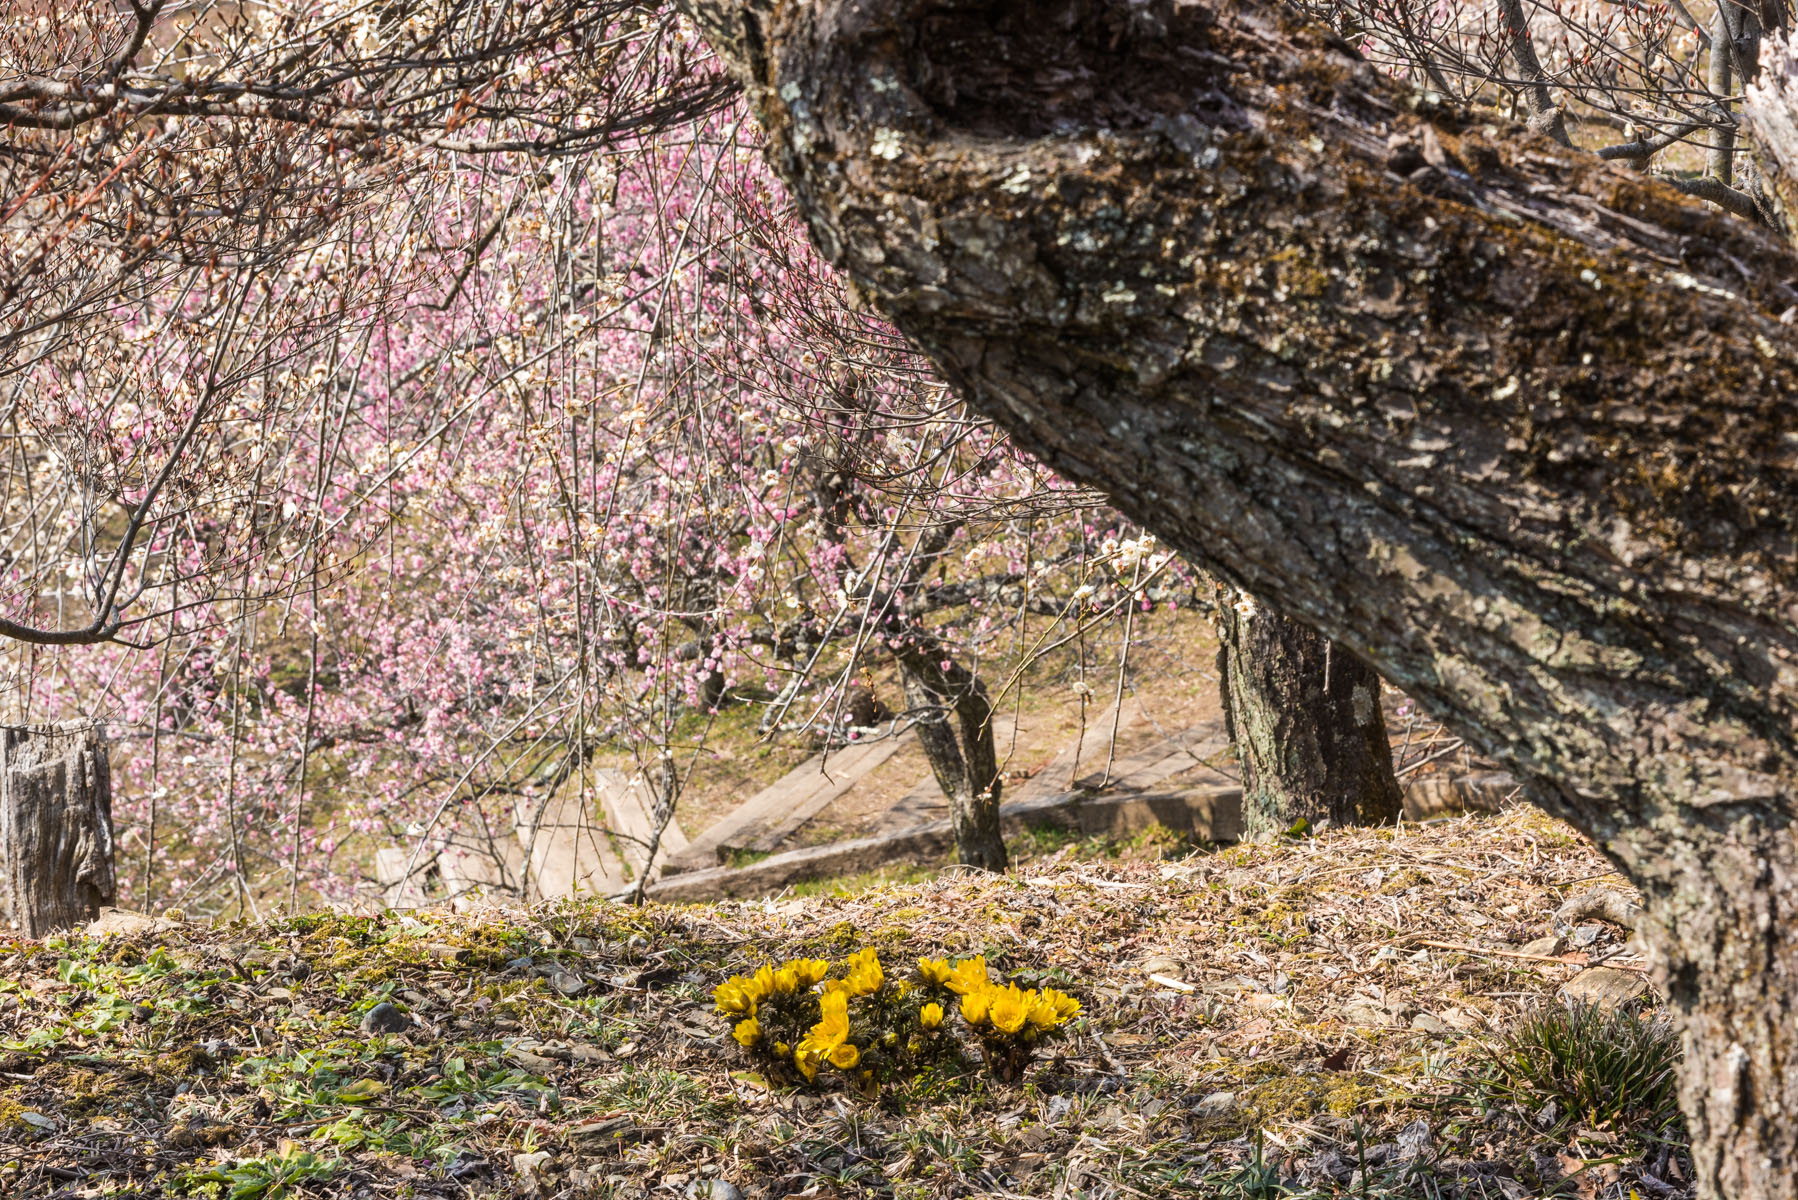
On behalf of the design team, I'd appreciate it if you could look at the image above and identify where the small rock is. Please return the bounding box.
[571,937,597,953]
[360,1002,411,1034]
[548,970,586,997]
[566,1115,657,1151]
[1192,1091,1238,1119]
[1139,954,1187,980]
[1396,1118,1433,1160]
[1410,1011,1450,1034]
[512,1150,553,1179]
[568,1043,612,1064]
[17,1111,57,1132]
[686,1181,743,1200]
[1570,923,1603,949]
[1519,935,1564,958]
[1341,996,1413,1028]
[1560,966,1649,1010]
[84,908,160,938]
[508,1047,562,1075]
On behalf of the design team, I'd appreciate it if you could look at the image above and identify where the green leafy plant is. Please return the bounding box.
[1474,1000,1681,1136]
[179,1146,339,1200]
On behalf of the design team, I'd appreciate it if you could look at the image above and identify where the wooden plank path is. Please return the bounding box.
[662,730,913,873]
[1007,700,1139,805]
[513,787,629,898]
[437,826,527,906]
[1067,719,1234,793]
[514,766,694,896]
[593,767,691,876]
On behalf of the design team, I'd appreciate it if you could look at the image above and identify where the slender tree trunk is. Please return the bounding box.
[896,650,1006,871]
[0,723,114,937]
[684,1,1798,1191]
[1217,591,1403,837]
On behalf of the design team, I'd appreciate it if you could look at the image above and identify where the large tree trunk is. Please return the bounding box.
[1218,591,1403,837]
[685,1,1798,1192]
[0,724,114,937]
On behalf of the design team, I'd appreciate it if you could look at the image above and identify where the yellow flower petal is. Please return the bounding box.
[829,1042,861,1069]
[917,957,953,987]
[733,1017,761,1047]
[990,984,1030,1035]
[947,956,990,996]
[1045,989,1082,1022]
[961,988,992,1026]
[920,1002,944,1030]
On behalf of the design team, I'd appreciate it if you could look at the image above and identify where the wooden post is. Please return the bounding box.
[0,723,114,936]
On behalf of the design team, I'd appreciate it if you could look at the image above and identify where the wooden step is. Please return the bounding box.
[374,847,433,909]
[1069,719,1234,792]
[437,826,528,907]
[594,767,690,881]
[647,780,1245,902]
[665,731,912,871]
[514,789,628,899]
[1008,700,1135,804]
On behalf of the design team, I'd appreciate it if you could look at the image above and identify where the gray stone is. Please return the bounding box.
[359,1002,410,1034]
[1560,966,1649,1010]
[1519,935,1564,958]
[1140,954,1187,980]
[1410,1011,1450,1034]
[549,970,586,997]
[1396,1118,1432,1160]
[1192,1090,1237,1118]
[686,1182,743,1200]
[1341,996,1414,1028]
[507,1046,563,1074]
[84,908,161,938]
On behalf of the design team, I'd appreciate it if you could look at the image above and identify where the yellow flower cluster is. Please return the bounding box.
[934,955,1080,1040]
[714,957,830,1048]
[716,948,1081,1088]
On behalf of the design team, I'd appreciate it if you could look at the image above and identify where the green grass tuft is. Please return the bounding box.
[1473,1000,1681,1137]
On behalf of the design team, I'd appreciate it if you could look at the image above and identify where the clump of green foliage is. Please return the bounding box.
[714,949,1082,1089]
[1474,1000,1681,1135]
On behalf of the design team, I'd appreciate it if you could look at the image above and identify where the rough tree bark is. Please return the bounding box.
[0,724,114,937]
[893,639,1007,871]
[684,0,1798,1193]
[1217,591,1403,837]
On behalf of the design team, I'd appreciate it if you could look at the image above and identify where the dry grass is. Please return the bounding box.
[0,809,1689,1199]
